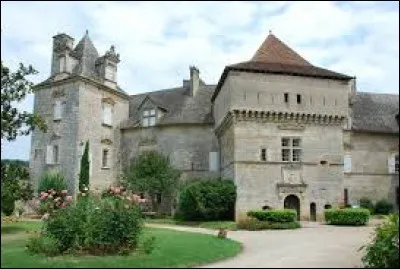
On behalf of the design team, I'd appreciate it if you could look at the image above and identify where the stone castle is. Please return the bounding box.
[30,31,399,220]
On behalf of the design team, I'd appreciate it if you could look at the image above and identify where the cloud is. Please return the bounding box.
[1,1,399,160]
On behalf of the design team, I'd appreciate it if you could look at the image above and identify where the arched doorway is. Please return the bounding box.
[284,195,300,220]
[310,202,316,221]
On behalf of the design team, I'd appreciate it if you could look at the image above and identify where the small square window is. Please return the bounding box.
[293,139,301,147]
[150,109,156,116]
[143,110,149,117]
[282,138,290,147]
[282,149,290,162]
[293,149,301,162]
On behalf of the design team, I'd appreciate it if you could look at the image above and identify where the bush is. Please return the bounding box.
[360,198,375,214]
[38,171,68,193]
[177,179,236,221]
[1,196,15,216]
[374,199,393,215]
[237,217,300,231]
[325,208,370,226]
[37,189,73,215]
[141,236,156,254]
[26,235,61,256]
[247,209,297,223]
[361,214,399,268]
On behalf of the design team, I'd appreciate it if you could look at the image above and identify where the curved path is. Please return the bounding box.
[147,221,377,268]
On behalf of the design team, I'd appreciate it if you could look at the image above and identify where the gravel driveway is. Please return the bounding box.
[147,221,376,268]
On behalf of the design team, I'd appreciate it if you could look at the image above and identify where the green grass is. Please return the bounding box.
[1,221,241,268]
[145,218,238,231]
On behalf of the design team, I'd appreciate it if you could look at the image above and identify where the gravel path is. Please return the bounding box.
[147,222,376,268]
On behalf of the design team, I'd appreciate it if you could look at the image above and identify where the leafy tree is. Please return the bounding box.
[1,162,34,216]
[79,141,90,192]
[121,151,181,213]
[1,61,47,142]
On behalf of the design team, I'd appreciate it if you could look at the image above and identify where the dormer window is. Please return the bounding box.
[142,109,156,127]
[105,64,116,81]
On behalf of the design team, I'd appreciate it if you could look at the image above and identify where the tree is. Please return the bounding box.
[79,141,90,192]
[1,61,47,142]
[121,151,181,213]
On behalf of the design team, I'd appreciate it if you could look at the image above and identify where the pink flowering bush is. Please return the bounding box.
[102,185,147,206]
[38,189,72,215]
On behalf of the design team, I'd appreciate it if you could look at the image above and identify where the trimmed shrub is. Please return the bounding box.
[26,235,61,256]
[360,197,375,214]
[38,171,68,193]
[237,217,301,231]
[177,179,236,221]
[79,141,90,193]
[374,199,393,215]
[361,214,399,268]
[247,209,297,223]
[325,208,370,226]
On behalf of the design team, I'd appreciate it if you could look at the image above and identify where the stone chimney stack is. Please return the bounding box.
[51,33,74,76]
[190,66,200,96]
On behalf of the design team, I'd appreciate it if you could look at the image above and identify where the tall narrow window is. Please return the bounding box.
[142,109,156,127]
[53,145,59,164]
[209,152,219,171]
[102,149,109,168]
[260,148,267,161]
[102,103,113,126]
[105,64,115,81]
[54,100,62,120]
[344,189,349,207]
[281,138,301,162]
[323,97,326,106]
[344,154,352,173]
[59,57,66,73]
[297,94,301,104]
[284,93,289,103]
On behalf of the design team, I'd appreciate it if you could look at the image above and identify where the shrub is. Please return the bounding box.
[325,208,370,226]
[26,235,61,256]
[361,214,399,268]
[37,189,73,215]
[37,171,68,193]
[237,217,300,231]
[1,196,15,216]
[177,179,236,221]
[141,236,156,254]
[374,199,393,215]
[360,198,375,214]
[247,209,297,223]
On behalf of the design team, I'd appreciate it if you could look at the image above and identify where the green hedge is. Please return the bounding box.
[324,208,370,226]
[237,217,300,231]
[374,199,393,215]
[247,209,297,223]
[177,179,236,221]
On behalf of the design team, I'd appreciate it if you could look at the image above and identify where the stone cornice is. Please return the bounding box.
[215,109,346,137]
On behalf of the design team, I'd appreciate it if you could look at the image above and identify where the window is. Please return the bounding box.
[260,148,267,161]
[102,103,113,126]
[142,109,156,127]
[34,149,40,159]
[209,152,219,171]
[388,154,398,174]
[102,149,109,168]
[297,94,301,104]
[281,138,301,162]
[59,57,66,73]
[324,204,332,209]
[344,189,349,207]
[54,100,62,120]
[344,154,352,173]
[46,145,59,164]
[284,93,289,103]
[105,64,115,81]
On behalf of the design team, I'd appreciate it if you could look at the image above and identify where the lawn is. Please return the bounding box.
[1,220,241,268]
[145,218,238,231]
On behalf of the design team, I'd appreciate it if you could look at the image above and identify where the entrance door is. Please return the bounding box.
[284,195,300,220]
[310,202,316,221]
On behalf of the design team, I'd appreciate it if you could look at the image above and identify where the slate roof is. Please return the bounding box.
[120,83,216,129]
[351,92,399,134]
[211,33,353,102]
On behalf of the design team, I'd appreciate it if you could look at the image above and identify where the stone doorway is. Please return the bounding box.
[310,202,316,221]
[284,194,300,220]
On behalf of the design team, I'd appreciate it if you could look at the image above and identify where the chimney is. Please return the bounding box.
[51,33,74,76]
[190,66,200,96]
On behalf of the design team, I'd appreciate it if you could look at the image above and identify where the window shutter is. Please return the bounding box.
[388,155,395,174]
[344,155,352,173]
[209,152,219,171]
[46,145,53,164]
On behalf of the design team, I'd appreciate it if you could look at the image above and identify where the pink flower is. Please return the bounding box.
[54,197,61,202]
[60,203,67,208]
[65,196,73,202]
[61,190,68,196]
[114,188,121,194]
[40,192,46,196]
[140,199,147,203]
[39,196,46,201]
[48,195,53,200]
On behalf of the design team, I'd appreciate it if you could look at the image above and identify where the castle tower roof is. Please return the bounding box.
[73,30,99,78]
[251,32,311,66]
